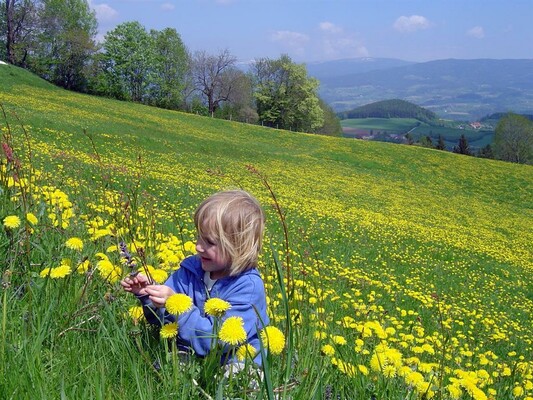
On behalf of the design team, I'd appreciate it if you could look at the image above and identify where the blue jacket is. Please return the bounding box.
[137,255,269,364]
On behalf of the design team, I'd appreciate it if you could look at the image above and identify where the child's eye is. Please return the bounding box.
[199,236,216,246]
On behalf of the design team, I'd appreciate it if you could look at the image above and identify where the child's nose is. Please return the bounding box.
[196,241,203,253]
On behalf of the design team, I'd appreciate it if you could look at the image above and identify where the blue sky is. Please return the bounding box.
[89,0,533,63]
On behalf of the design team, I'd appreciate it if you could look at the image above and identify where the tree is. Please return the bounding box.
[418,135,433,148]
[252,54,324,132]
[1,0,39,66]
[32,0,97,90]
[435,134,446,150]
[215,71,258,123]
[315,98,342,136]
[149,27,189,110]
[477,144,494,159]
[453,134,471,155]
[190,49,238,116]
[100,21,154,102]
[493,113,533,164]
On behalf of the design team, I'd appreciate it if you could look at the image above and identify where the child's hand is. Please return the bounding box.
[120,274,150,296]
[145,285,176,308]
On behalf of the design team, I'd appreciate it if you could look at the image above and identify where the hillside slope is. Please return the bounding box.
[1,63,531,266]
[1,63,532,398]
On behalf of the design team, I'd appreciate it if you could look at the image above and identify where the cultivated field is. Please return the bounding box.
[341,118,494,149]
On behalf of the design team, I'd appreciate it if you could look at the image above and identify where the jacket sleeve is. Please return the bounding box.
[136,294,176,326]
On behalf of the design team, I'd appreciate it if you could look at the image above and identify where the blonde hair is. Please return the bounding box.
[194,190,265,276]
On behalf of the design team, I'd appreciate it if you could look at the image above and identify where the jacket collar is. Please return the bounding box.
[180,255,260,280]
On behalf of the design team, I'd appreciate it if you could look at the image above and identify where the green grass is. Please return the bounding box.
[1,64,532,399]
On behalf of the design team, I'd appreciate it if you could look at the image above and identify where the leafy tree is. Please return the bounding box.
[435,134,446,150]
[252,54,324,132]
[31,0,97,90]
[477,144,494,159]
[314,99,342,136]
[493,113,533,164]
[190,49,238,116]
[453,134,471,155]
[405,133,414,145]
[1,0,39,66]
[418,135,433,148]
[215,71,258,123]
[99,21,154,102]
[149,27,189,110]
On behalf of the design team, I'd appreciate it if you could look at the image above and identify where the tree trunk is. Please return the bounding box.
[5,0,15,64]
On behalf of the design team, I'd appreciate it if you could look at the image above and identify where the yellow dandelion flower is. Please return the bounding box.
[219,316,247,346]
[160,322,178,339]
[151,269,168,284]
[358,364,369,376]
[77,260,90,274]
[46,264,71,279]
[512,386,524,397]
[3,215,21,229]
[26,213,38,225]
[321,344,335,356]
[165,293,193,315]
[65,237,84,251]
[405,371,425,386]
[183,241,196,253]
[447,384,463,399]
[332,335,347,345]
[128,306,145,322]
[236,344,257,361]
[97,259,122,283]
[39,267,52,278]
[260,326,285,355]
[383,364,397,378]
[314,330,327,339]
[205,298,231,317]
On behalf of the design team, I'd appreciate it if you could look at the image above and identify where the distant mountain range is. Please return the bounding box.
[306,58,533,121]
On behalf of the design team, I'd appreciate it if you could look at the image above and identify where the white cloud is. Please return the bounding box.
[393,15,430,33]
[467,26,485,39]
[321,37,368,60]
[319,21,342,34]
[89,1,118,22]
[161,2,175,11]
[270,30,310,55]
[316,22,367,60]
[271,30,309,44]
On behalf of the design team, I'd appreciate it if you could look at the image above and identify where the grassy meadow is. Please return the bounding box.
[1,64,532,399]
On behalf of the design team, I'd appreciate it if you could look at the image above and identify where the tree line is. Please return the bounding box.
[0,0,341,135]
[406,113,533,164]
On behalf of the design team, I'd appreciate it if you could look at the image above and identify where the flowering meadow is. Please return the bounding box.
[1,64,532,399]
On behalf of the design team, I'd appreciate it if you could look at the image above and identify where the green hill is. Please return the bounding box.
[1,64,532,398]
[338,99,438,124]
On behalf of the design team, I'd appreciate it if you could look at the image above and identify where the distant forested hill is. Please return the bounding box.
[338,99,438,124]
[480,112,533,124]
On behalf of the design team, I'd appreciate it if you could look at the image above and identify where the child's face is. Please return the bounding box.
[196,234,230,280]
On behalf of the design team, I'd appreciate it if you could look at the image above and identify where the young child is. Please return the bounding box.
[121,189,269,365]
